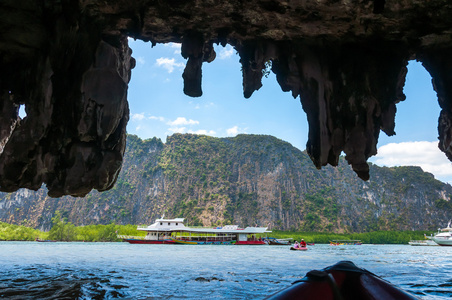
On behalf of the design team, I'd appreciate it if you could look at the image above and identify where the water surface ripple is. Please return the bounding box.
[0,242,451,299]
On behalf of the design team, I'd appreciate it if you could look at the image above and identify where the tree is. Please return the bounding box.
[48,211,76,241]
[97,223,119,241]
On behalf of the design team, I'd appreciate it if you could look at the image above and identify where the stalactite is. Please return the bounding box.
[1,0,452,196]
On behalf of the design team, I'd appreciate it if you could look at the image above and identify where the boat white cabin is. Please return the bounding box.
[137,217,186,241]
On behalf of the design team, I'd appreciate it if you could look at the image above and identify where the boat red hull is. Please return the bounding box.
[235,241,266,245]
[124,239,175,244]
[290,246,307,251]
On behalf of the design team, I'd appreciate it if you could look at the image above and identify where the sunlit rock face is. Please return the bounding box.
[1,1,452,196]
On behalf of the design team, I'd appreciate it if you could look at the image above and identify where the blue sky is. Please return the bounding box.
[127,39,452,184]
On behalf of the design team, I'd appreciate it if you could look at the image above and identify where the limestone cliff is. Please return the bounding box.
[1,1,452,196]
[0,134,450,233]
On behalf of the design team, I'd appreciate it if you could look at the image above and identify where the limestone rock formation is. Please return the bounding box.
[1,134,451,232]
[1,0,452,196]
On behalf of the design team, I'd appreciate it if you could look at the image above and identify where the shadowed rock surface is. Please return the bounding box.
[1,0,452,196]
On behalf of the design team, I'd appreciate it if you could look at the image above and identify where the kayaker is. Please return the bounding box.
[300,239,307,247]
[293,241,299,248]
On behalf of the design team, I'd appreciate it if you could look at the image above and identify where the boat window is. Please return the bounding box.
[160,222,162,225]
[168,222,170,225]
[176,223,178,226]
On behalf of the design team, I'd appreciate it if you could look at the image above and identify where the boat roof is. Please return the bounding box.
[137,218,270,234]
[137,218,186,232]
[436,232,452,237]
[177,226,270,234]
[156,218,185,223]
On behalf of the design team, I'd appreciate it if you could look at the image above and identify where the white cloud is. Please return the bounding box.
[218,45,234,60]
[188,129,216,135]
[190,101,214,110]
[168,126,187,134]
[373,141,452,182]
[131,113,146,121]
[165,116,216,136]
[135,56,145,65]
[149,116,166,122]
[164,43,181,55]
[155,57,185,73]
[205,102,215,108]
[132,114,167,123]
[226,126,240,136]
[168,117,199,126]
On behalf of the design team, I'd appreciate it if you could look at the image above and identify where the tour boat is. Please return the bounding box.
[35,238,57,242]
[330,240,362,246]
[266,237,293,245]
[425,221,452,246]
[118,216,270,245]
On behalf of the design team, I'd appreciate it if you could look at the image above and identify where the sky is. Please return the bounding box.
[126,39,452,184]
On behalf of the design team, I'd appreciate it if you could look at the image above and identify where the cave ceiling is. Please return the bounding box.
[1,0,452,197]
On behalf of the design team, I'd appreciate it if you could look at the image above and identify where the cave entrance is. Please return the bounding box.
[370,60,452,184]
[126,40,450,183]
[126,40,308,151]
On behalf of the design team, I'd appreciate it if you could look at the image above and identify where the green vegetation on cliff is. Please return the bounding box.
[270,230,430,244]
[0,222,42,241]
[0,220,431,244]
[0,134,451,233]
[0,213,142,242]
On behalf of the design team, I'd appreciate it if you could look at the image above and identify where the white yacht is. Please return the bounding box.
[425,221,452,246]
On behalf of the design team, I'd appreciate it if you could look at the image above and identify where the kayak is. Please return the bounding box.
[290,246,307,251]
[265,261,418,299]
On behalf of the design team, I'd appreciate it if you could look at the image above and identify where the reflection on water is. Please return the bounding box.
[0,242,451,299]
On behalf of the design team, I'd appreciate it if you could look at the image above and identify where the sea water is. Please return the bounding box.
[0,242,451,299]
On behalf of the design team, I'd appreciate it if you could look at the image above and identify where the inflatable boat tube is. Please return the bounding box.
[290,246,307,251]
[266,261,418,300]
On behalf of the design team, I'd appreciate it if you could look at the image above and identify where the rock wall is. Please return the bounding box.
[1,134,450,232]
[1,1,452,196]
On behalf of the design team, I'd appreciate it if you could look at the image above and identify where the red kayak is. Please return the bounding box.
[266,261,418,299]
[290,246,307,251]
